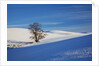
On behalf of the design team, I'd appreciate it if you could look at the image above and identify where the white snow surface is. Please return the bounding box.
[7,28,92,46]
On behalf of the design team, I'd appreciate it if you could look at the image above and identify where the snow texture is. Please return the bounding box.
[7,34,92,61]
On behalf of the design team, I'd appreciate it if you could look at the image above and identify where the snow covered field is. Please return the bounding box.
[7,28,92,61]
[7,34,92,61]
[7,28,91,47]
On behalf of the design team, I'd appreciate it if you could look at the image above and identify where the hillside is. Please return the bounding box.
[7,28,91,47]
[7,35,92,61]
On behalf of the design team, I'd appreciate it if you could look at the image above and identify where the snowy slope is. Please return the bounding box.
[7,28,32,42]
[7,28,91,45]
[7,35,92,61]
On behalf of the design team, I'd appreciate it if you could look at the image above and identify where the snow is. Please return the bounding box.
[7,28,92,61]
[7,35,92,61]
[7,28,91,47]
[7,28,32,42]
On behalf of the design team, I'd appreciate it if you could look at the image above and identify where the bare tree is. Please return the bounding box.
[29,22,46,42]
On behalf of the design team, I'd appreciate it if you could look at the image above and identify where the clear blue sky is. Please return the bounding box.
[7,4,92,32]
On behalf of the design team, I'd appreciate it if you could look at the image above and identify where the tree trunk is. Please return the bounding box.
[34,32,39,42]
[35,40,39,42]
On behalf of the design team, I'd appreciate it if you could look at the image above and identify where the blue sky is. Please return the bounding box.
[7,4,92,32]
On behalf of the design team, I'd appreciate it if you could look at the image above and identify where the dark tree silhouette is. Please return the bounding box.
[29,22,46,42]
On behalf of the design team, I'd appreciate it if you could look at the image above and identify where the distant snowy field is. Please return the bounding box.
[7,28,92,61]
[7,28,91,47]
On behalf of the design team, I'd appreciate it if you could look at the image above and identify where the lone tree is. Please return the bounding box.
[29,22,46,42]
